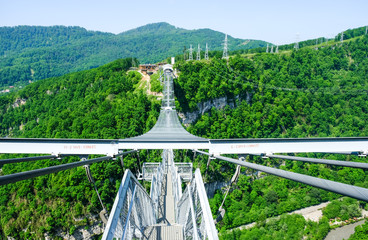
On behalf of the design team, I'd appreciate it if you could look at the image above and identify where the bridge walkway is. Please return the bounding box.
[142,158,183,240]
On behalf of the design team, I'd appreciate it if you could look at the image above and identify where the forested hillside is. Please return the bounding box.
[1,27,368,239]
[0,23,268,88]
[175,34,368,238]
[0,58,161,238]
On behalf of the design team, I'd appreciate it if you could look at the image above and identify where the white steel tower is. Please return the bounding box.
[294,34,299,50]
[188,45,193,61]
[340,31,344,43]
[222,34,229,59]
[196,44,201,60]
[205,43,209,60]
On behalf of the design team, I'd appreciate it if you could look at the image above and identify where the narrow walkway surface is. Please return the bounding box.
[164,171,175,224]
[143,163,184,239]
[143,225,183,240]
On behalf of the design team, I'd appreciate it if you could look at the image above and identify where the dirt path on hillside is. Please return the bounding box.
[138,71,163,97]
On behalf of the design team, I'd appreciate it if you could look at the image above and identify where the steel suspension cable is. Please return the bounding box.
[258,154,368,169]
[0,155,58,165]
[193,150,368,202]
[0,150,138,186]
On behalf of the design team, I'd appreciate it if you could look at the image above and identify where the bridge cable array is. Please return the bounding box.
[0,155,58,166]
[0,150,138,186]
[251,153,368,169]
[193,149,368,202]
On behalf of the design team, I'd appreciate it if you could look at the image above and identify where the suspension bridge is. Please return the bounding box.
[1,64,368,239]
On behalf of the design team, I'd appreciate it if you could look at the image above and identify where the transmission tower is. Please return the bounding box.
[270,45,274,53]
[340,31,344,43]
[183,46,187,61]
[196,44,201,60]
[275,45,279,53]
[188,44,193,61]
[294,34,299,50]
[205,43,209,60]
[266,44,269,53]
[222,34,229,59]
[315,39,318,50]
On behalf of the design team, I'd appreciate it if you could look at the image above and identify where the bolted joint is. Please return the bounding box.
[261,153,271,159]
[358,151,368,157]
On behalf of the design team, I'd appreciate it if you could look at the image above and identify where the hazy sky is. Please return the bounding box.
[1,0,367,45]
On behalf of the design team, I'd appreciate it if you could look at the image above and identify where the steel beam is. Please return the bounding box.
[0,138,120,155]
[209,137,368,155]
[118,141,209,150]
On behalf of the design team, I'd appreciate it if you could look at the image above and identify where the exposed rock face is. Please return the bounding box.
[205,181,228,198]
[178,93,251,126]
[12,98,27,108]
[51,215,104,240]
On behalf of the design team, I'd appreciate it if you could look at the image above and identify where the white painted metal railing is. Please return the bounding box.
[150,162,164,219]
[176,169,219,240]
[102,169,156,240]
[167,149,183,217]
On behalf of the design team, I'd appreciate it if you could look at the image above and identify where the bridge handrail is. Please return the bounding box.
[102,169,156,240]
[150,162,164,219]
[176,168,219,240]
[167,149,182,219]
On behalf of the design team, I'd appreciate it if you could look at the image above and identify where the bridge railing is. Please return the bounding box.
[168,149,183,216]
[175,162,193,182]
[102,169,156,240]
[176,169,219,240]
[140,162,160,181]
[150,162,164,219]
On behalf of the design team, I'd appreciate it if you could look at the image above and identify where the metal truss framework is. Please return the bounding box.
[102,169,156,240]
[176,169,218,240]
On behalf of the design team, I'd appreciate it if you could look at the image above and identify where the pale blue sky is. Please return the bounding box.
[1,0,367,45]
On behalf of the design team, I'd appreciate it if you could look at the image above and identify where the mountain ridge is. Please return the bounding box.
[0,22,270,88]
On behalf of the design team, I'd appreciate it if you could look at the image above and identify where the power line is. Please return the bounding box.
[204,60,368,96]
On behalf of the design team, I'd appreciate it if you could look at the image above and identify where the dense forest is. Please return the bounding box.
[0,23,268,88]
[174,33,368,238]
[1,26,368,239]
[0,58,162,238]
